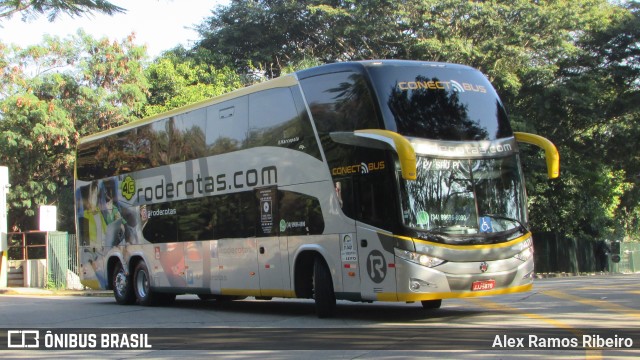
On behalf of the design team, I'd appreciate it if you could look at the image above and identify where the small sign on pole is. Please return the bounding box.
[39,205,57,232]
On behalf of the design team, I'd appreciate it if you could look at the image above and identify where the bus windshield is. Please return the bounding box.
[367,63,512,141]
[399,154,527,237]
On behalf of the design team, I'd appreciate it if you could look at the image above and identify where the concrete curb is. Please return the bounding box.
[0,287,111,296]
[534,271,626,279]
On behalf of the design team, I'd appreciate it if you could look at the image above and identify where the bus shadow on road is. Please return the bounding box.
[171,296,483,323]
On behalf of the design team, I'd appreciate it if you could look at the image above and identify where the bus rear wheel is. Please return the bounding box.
[112,261,135,305]
[313,257,336,318]
[133,261,175,306]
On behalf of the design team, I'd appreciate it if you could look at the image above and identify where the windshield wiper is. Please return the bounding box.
[430,225,477,235]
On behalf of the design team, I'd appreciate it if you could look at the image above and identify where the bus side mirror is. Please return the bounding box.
[514,132,560,179]
[330,129,417,180]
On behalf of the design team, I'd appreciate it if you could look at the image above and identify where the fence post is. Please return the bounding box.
[0,166,9,288]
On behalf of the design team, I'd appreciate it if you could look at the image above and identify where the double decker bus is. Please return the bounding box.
[75,60,559,317]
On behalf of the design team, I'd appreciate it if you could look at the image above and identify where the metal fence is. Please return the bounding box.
[6,231,79,289]
[46,233,79,288]
[533,232,639,274]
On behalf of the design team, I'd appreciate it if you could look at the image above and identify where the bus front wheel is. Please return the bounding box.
[313,257,336,318]
[112,261,135,305]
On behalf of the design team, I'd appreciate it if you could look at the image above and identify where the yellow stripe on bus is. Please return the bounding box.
[393,232,533,251]
[377,283,533,302]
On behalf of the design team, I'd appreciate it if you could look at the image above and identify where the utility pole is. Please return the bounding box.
[0,166,9,288]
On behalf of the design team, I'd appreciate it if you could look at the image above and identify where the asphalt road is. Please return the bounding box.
[0,274,638,359]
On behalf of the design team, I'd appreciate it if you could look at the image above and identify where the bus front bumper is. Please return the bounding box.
[378,256,534,302]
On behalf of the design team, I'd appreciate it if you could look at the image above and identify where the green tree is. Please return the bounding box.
[517,2,640,241]
[195,0,409,77]
[0,0,124,21]
[143,47,243,116]
[194,0,640,242]
[0,31,148,231]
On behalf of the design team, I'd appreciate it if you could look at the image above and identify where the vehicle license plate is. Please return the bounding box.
[471,279,495,291]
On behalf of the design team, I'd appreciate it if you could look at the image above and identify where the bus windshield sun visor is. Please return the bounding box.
[514,132,560,179]
[330,129,417,180]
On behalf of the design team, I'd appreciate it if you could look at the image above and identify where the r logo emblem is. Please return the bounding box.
[366,250,386,283]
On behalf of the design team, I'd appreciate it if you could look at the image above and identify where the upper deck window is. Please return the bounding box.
[301,71,380,134]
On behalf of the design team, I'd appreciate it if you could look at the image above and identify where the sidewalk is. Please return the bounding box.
[0,287,111,296]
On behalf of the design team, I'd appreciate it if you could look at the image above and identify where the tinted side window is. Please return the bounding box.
[278,190,325,236]
[300,71,381,171]
[77,141,102,181]
[206,96,249,156]
[148,119,171,167]
[300,71,380,134]
[167,109,207,163]
[141,192,257,243]
[354,165,398,230]
[77,130,140,180]
[248,87,321,159]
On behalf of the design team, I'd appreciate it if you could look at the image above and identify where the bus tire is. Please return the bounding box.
[421,299,442,310]
[133,260,161,306]
[313,257,336,318]
[112,261,135,305]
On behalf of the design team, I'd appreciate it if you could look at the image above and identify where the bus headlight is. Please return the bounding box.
[514,247,533,262]
[395,248,445,268]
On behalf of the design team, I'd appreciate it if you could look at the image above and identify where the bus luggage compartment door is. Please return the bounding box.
[218,238,260,295]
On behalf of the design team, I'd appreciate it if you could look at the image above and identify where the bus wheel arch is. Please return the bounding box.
[293,250,317,298]
[106,256,121,291]
[293,250,337,318]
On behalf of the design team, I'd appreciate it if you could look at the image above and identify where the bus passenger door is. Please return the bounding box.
[352,162,398,301]
[357,224,397,301]
[255,187,288,297]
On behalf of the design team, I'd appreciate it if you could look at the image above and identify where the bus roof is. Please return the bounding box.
[296,60,476,80]
[79,60,477,144]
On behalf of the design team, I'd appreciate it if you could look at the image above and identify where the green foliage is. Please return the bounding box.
[0,0,125,22]
[142,48,243,116]
[196,0,411,77]
[194,0,640,242]
[516,1,640,241]
[0,31,148,230]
